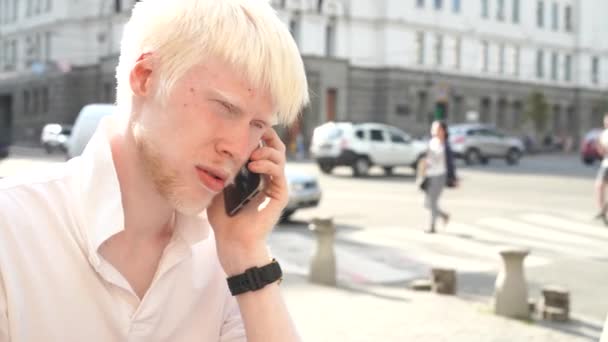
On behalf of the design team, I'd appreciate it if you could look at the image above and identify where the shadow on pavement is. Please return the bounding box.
[536,318,604,342]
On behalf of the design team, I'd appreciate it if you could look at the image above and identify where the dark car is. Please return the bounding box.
[581,128,603,165]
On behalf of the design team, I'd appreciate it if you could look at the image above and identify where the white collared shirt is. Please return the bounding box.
[0,120,245,341]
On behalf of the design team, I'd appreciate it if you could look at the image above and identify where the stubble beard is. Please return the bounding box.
[134,131,209,217]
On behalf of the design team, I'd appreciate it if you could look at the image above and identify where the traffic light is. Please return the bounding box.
[434,101,448,120]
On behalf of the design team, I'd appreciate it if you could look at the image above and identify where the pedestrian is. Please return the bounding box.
[421,120,453,233]
[594,114,608,224]
[0,0,308,341]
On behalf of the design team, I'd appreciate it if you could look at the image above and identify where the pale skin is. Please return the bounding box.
[98,53,299,341]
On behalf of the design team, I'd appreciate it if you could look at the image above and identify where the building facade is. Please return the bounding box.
[1,0,607,147]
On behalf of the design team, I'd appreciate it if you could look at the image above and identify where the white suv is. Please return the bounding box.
[309,122,427,177]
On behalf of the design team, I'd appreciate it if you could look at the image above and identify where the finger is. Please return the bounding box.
[250,146,285,165]
[261,128,286,154]
[248,159,285,180]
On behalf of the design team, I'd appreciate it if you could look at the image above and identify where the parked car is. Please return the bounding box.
[580,128,603,165]
[67,103,320,219]
[40,123,72,154]
[309,122,427,177]
[66,104,117,159]
[282,166,322,221]
[448,123,525,165]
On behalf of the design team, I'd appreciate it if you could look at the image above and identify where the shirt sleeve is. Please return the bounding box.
[219,293,245,342]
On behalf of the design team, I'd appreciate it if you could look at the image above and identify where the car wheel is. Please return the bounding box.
[465,149,482,165]
[506,148,522,165]
[44,144,53,154]
[383,166,393,176]
[318,162,334,174]
[352,157,370,177]
[583,157,594,165]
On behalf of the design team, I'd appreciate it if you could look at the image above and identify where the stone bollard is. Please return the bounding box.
[541,285,570,322]
[410,279,433,292]
[309,217,336,286]
[431,268,457,295]
[494,247,530,320]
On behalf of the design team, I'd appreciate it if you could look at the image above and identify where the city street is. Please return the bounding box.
[273,152,608,325]
[1,147,607,337]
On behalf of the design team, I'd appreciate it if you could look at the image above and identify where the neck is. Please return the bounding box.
[109,118,176,241]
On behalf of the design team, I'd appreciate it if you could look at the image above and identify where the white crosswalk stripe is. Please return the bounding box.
[270,211,608,284]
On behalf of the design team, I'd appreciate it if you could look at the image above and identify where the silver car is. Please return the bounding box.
[283,166,322,221]
[449,123,525,165]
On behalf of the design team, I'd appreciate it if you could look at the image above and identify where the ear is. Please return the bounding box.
[129,52,155,98]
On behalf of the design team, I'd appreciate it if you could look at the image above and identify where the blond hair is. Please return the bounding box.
[115,0,309,125]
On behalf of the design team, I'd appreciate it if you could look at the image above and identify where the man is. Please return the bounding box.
[595,114,608,224]
[0,0,308,341]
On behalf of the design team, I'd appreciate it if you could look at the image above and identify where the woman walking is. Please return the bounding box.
[423,120,452,233]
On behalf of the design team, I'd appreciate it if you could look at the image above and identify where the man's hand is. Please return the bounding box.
[207,128,288,275]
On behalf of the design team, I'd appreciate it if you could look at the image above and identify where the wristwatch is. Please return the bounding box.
[227,259,283,296]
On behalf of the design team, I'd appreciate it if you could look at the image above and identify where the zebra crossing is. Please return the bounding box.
[269,211,608,285]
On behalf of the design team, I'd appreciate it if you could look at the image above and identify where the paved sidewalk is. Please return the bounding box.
[282,274,603,341]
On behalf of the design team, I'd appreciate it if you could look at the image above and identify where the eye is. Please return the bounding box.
[251,121,266,131]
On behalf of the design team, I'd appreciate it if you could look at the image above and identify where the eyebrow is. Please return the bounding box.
[208,89,274,127]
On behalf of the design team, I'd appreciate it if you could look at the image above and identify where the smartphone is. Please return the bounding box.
[223,161,262,216]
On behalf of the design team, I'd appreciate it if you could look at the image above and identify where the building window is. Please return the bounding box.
[23,90,30,114]
[496,0,505,21]
[536,50,544,78]
[416,31,425,65]
[481,0,489,18]
[317,0,323,13]
[452,0,460,13]
[564,6,572,32]
[417,91,427,122]
[434,0,443,10]
[592,56,600,84]
[481,41,489,72]
[41,87,49,113]
[551,52,558,80]
[10,39,17,70]
[564,54,572,82]
[454,37,461,69]
[26,0,32,16]
[552,2,558,31]
[513,46,520,76]
[34,0,40,14]
[434,34,443,66]
[512,0,520,23]
[32,89,39,114]
[325,21,335,57]
[114,0,121,13]
[12,0,17,21]
[45,31,51,61]
[537,1,544,28]
[498,44,505,74]
[417,0,425,8]
[47,0,51,11]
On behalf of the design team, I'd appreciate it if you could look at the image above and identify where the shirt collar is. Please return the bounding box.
[71,116,210,261]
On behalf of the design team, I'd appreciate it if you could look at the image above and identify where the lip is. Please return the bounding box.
[195,166,228,193]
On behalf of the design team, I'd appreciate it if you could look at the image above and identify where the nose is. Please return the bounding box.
[216,124,253,164]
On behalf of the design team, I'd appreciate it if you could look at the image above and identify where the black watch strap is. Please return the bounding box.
[227,259,283,296]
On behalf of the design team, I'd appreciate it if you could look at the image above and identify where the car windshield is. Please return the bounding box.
[315,125,343,141]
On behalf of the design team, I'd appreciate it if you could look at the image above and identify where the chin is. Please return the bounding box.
[169,190,215,217]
